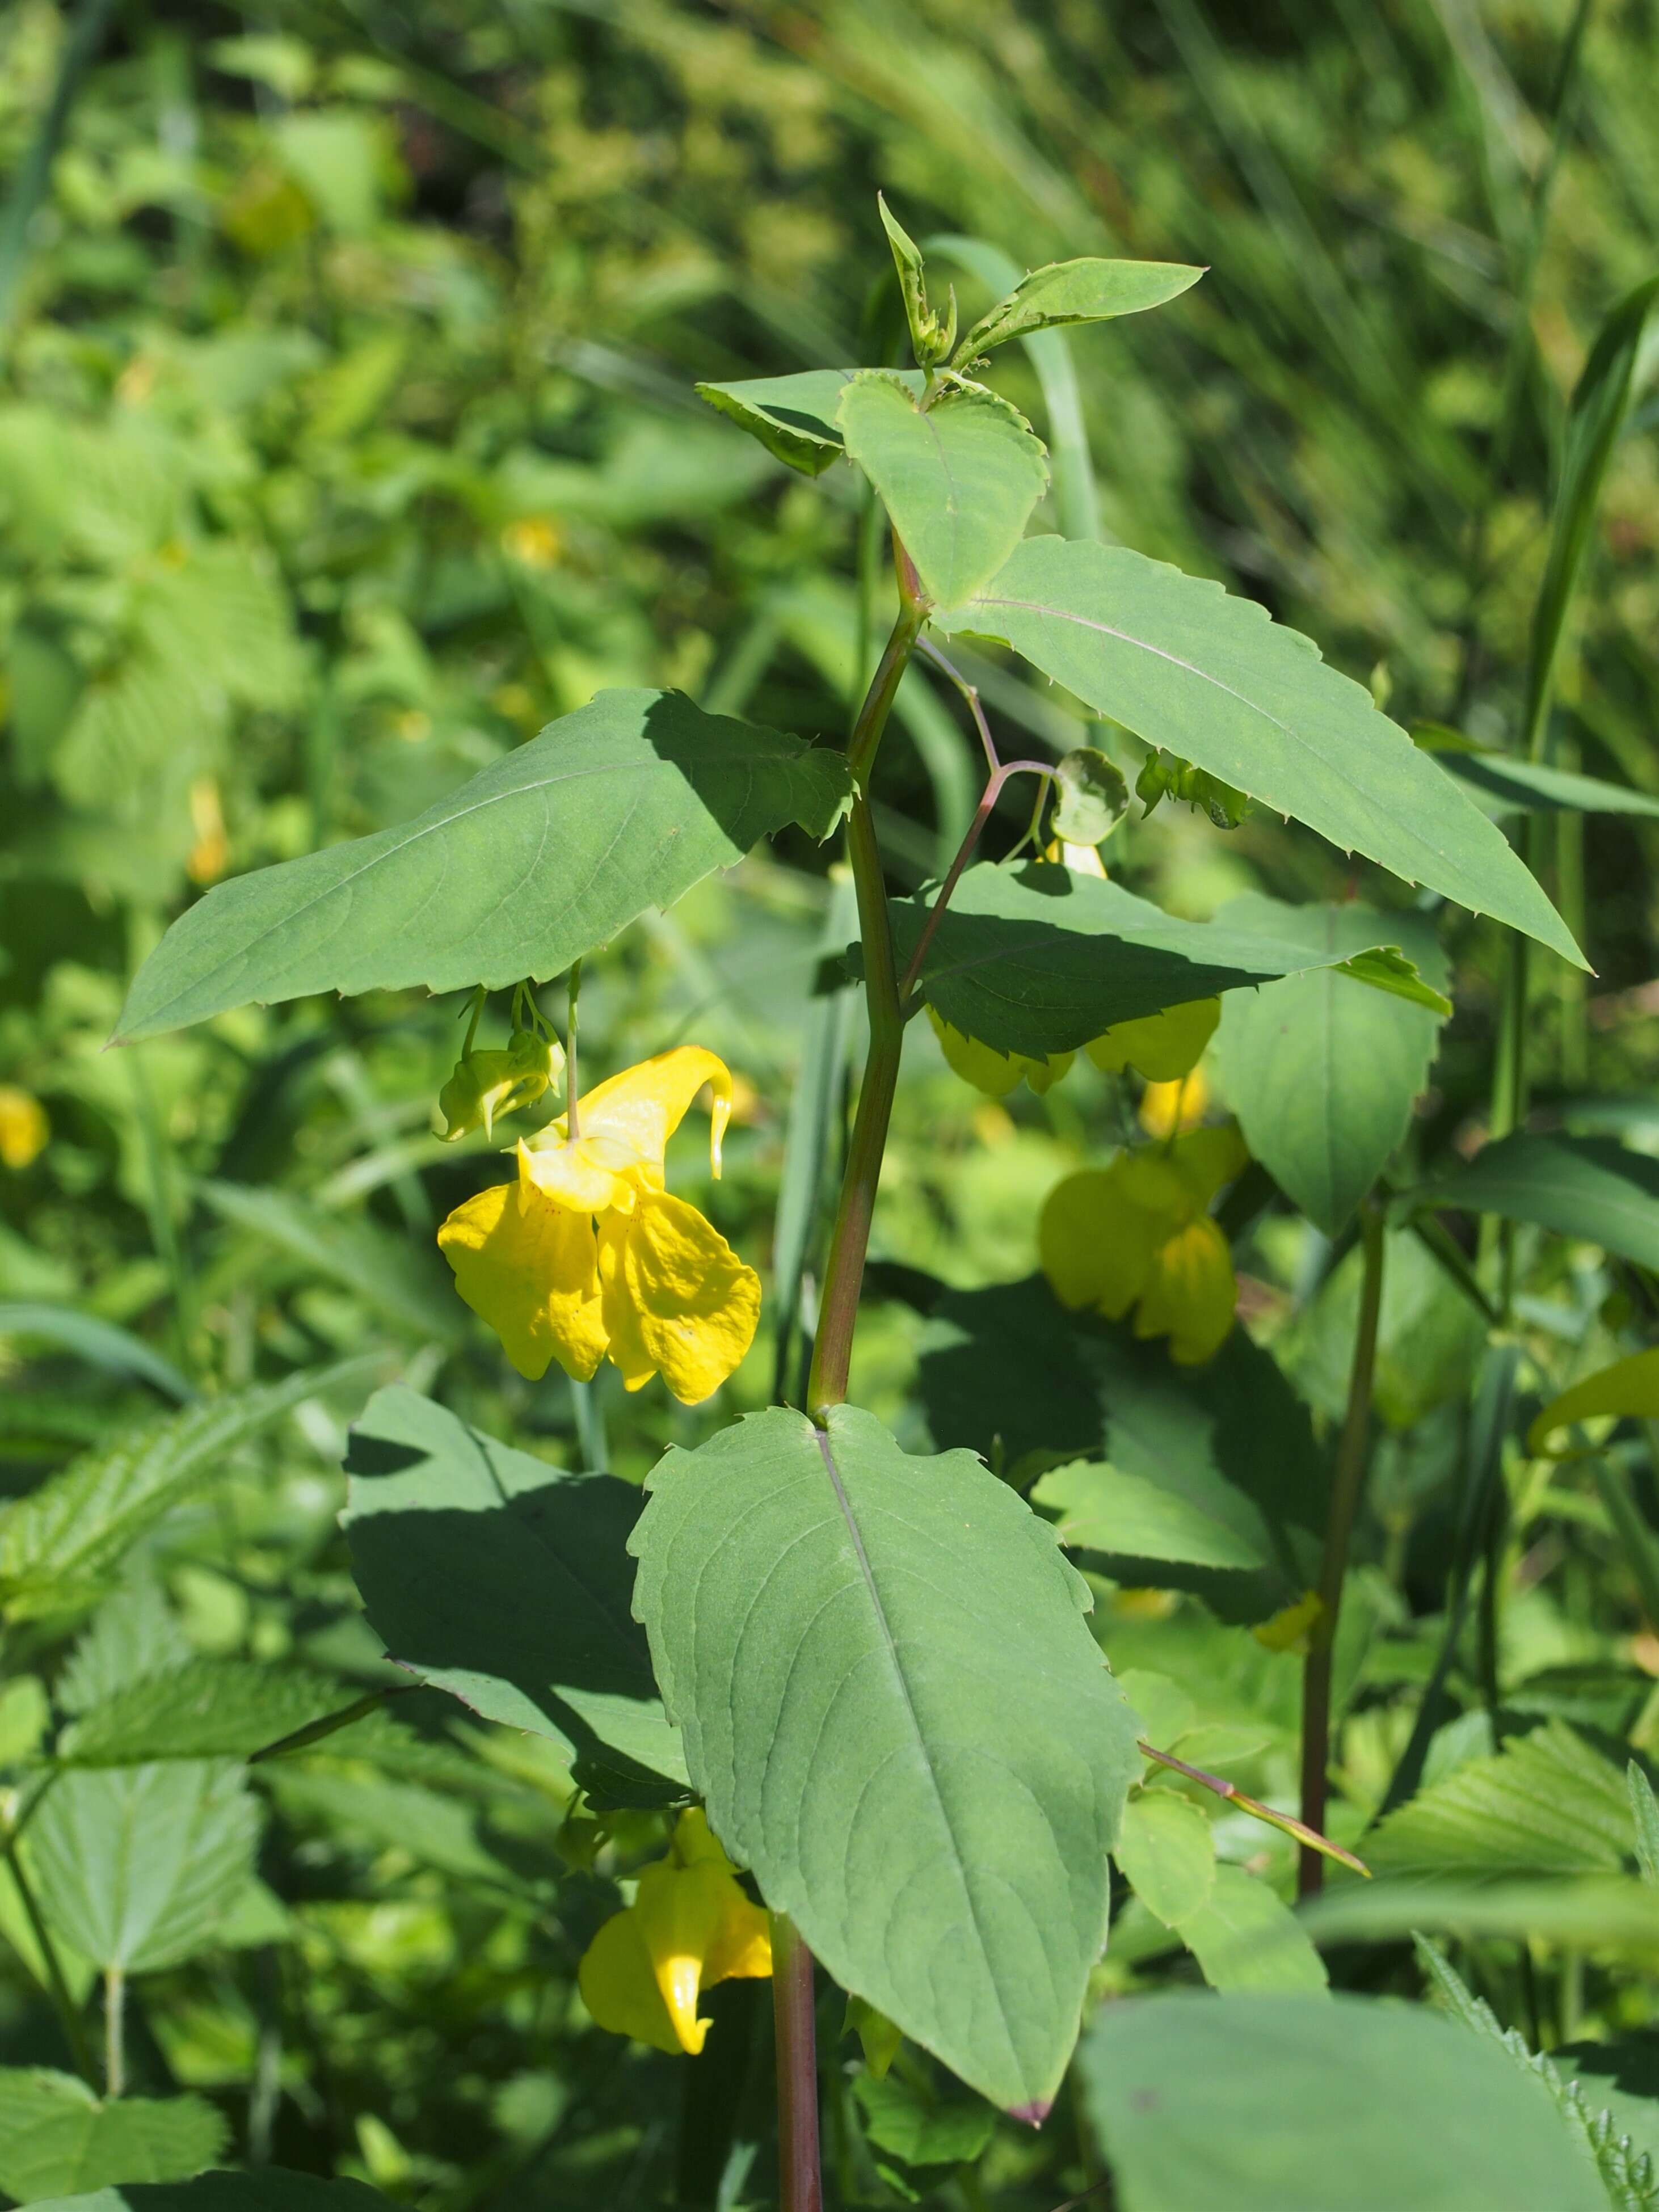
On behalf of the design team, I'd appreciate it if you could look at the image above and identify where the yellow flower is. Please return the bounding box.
[927,1006,1073,1098]
[1139,1064,1210,1138]
[0,1086,49,1170]
[1087,997,1219,1083]
[1039,1124,1247,1365]
[579,1808,772,2056]
[437,1046,760,1403]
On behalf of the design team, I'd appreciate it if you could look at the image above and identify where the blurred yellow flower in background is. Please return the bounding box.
[0,1087,49,1170]
[579,1808,772,2055]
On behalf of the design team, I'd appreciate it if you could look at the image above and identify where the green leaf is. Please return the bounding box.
[1304,1875,1659,1949]
[1175,1863,1328,1994]
[1214,895,1448,1233]
[1367,1720,1632,1877]
[916,1278,1328,1625]
[58,1660,352,1766]
[932,538,1583,964]
[198,1182,461,1342]
[1632,1764,1659,1887]
[0,1360,381,1617]
[1522,276,1659,755]
[1555,2033,1659,2179]
[1437,746,1659,821]
[836,373,1048,608]
[1113,1789,1215,1926]
[1033,1460,1267,1571]
[893,859,1418,1058]
[0,1305,195,1403]
[113,690,854,1042]
[29,1761,260,1971]
[1050,747,1128,844]
[629,1403,1140,2116]
[956,256,1203,359]
[0,2071,225,2203]
[58,1582,192,1716]
[37,2176,391,2210]
[695,369,925,476]
[853,2075,996,2171]
[342,1385,686,1806]
[1529,1349,1659,1455]
[1079,1993,1610,2212]
[1409,1132,1659,1272]
[877,194,954,369]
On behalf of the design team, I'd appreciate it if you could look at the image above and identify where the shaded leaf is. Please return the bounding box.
[853,2074,996,2170]
[696,369,924,476]
[115,691,854,1042]
[629,1403,1140,2115]
[342,1385,685,1806]
[1079,1994,1607,2212]
[837,373,1048,607]
[1410,1132,1659,1273]
[933,538,1582,963]
[0,2071,225,2204]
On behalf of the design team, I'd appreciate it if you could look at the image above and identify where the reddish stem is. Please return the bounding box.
[898,760,1055,1008]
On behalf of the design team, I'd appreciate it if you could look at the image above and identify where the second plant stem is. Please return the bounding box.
[1299,1198,1386,1899]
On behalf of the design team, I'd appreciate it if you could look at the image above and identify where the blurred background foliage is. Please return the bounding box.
[2,0,1659,2205]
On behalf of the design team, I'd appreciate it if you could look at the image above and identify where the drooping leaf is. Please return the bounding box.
[916,1277,1328,1625]
[1409,1132,1659,1272]
[1529,1349,1659,1455]
[1033,1460,1266,1571]
[0,2071,225,2204]
[836,373,1049,608]
[38,2175,391,2210]
[342,1385,686,1805]
[892,859,1424,1059]
[1079,1994,1609,2212]
[198,1182,461,1342]
[1174,1863,1328,1995]
[1113,1789,1215,1926]
[29,1761,261,1972]
[1367,1720,1632,1877]
[58,1660,352,1766]
[1214,895,1449,1233]
[629,1403,1141,2116]
[113,690,854,1042]
[932,538,1582,963]
[0,1359,381,1617]
[955,256,1204,359]
[695,369,925,476]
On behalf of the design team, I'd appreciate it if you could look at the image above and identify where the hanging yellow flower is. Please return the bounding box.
[928,994,1220,1104]
[0,1086,49,1170]
[926,1006,1073,1098]
[1138,1064,1211,1139]
[437,1046,761,1404]
[1039,1124,1247,1364]
[579,1808,772,2056]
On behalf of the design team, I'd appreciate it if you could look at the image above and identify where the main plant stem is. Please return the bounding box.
[1299,1199,1386,1899]
[771,1912,823,2212]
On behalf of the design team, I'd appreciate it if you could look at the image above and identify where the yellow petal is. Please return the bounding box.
[597,1211,657,1392]
[1039,1165,1161,1318]
[928,1007,1072,1098]
[574,1047,734,1181]
[518,1131,643,1215]
[1133,1215,1236,1364]
[1139,1066,1210,1138]
[437,1181,607,1381]
[1087,997,1219,1082]
[578,1903,690,2055]
[620,1193,761,1405]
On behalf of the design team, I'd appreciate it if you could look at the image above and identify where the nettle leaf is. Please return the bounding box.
[43,2175,392,2209]
[696,368,925,476]
[1369,1720,1632,1877]
[629,1403,1140,2116]
[836,372,1049,608]
[893,860,1422,1058]
[0,2070,226,2203]
[343,1386,686,1806]
[916,1277,1328,1627]
[1079,1994,1609,2212]
[59,1659,352,1766]
[1410,1131,1659,1271]
[0,1359,381,1618]
[29,1760,261,1972]
[958,256,1203,358]
[932,538,1582,963]
[114,690,854,1042]
[1214,895,1449,1234]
